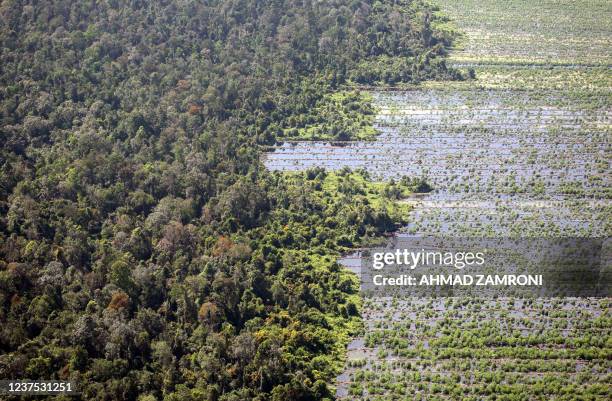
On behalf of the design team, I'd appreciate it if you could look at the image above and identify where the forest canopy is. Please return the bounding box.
[0,1,456,400]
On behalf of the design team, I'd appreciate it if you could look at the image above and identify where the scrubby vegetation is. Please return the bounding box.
[280,91,379,141]
[0,1,457,400]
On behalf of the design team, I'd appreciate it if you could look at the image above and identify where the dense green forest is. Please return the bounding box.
[0,1,457,399]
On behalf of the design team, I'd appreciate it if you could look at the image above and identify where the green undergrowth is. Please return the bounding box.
[270,169,414,248]
[319,170,414,214]
[280,91,379,141]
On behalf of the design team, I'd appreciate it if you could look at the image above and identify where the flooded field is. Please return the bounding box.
[265,89,611,237]
[266,90,610,198]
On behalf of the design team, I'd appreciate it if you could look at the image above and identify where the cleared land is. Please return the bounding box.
[433,0,612,67]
